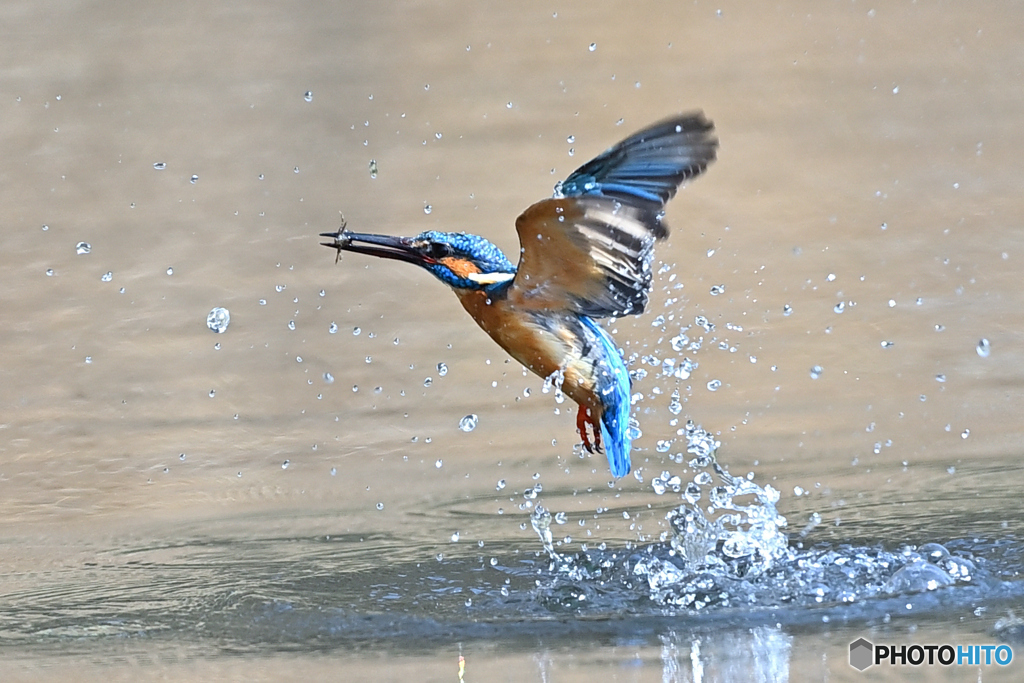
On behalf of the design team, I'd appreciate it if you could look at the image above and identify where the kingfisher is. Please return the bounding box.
[321,113,717,477]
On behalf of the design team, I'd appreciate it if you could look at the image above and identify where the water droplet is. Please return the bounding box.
[323,372,334,384]
[76,241,91,255]
[84,356,92,364]
[459,414,478,432]
[207,307,230,333]
[304,91,313,102]
[706,379,721,392]
[783,304,793,316]
[588,42,597,51]
[496,479,506,491]
[376,502,384,510]
[45,269,54,276]
[328,322,338,334]
[423,204,432,215]
[353,326,361,336]
[437,362,448,376]
[287,320,296,331]
[810,365,823,379]
[423,377,433,387]
[709,284,725,295]
[436,459,444,469]
[976,338,990,357]
[100,271,113,282]
[961,429,970,439]
[282,459,290,469]
[368,159,378,178]
[450,531,460,542]
[165,267,174,275]
[153,162,166,170]
[834,301,845,313]
[208,389,216,398]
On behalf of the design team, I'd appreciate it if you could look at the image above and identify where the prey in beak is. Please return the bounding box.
[319,217,432,267]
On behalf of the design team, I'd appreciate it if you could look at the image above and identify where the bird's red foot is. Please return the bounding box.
[576,405,603,454]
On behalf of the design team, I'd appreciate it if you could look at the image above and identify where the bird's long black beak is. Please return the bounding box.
[320,226,428,266]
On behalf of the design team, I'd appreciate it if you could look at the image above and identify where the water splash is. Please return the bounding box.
[526,417,985,614]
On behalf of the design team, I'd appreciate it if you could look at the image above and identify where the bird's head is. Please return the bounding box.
[321,227,517,292]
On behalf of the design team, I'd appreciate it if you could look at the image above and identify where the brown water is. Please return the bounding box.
[2,1,1023,681]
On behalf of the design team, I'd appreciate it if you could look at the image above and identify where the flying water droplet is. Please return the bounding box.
[976,338,990,357]
[459,414,478,432]
[369,159,378,178]
[437,362,448,376]
[207,307,230,333]
[810,365,823,379]
[100,271,113,282]
[76,242,91,255]
[304,91,313,102]
[153,162,166,170]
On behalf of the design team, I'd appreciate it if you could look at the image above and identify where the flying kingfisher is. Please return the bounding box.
[321,113,717,477]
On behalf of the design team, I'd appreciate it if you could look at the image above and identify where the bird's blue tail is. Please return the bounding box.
[580,318,632,477]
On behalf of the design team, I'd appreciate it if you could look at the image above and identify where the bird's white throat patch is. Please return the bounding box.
[467,271,515,285]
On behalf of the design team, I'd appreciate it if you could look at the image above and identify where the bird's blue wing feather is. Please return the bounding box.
[557,113,717,213]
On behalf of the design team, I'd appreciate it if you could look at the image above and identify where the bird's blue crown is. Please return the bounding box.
[415,230,516,290]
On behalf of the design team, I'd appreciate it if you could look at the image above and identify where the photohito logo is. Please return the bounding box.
[849,638,1013,671]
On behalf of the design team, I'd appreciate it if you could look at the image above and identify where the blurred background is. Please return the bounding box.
[1,1,1022,680]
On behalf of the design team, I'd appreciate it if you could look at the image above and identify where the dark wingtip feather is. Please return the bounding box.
[557,112,718,209]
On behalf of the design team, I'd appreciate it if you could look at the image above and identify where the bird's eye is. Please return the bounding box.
[426,243,454,259]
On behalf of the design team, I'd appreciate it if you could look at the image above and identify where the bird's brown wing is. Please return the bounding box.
[508,113,718,318]
[508,196,664,318]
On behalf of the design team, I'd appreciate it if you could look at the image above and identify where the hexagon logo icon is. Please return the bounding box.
[849,638,874,671]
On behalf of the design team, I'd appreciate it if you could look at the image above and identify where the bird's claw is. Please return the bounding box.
[576,406,603,455]
[319,215,350,263]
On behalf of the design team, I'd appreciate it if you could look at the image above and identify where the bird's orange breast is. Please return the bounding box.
[453,289,604,414]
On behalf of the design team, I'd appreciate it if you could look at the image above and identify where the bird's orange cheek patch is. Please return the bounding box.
[440,257,481,279]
